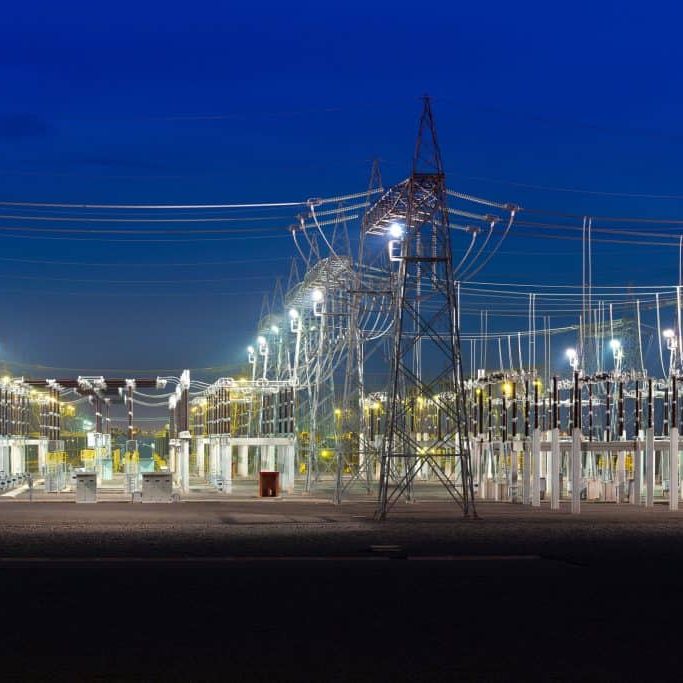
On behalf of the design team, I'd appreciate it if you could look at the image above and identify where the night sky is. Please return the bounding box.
[2,0,683,378]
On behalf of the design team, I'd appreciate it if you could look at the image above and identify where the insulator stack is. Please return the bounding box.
[277,387,295,435]
[648,379,653,429]
[552,376,559,430]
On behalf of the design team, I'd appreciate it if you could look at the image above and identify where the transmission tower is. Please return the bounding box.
[376,97,476,519]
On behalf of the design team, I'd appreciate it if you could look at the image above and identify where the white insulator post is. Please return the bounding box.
[670,427,679,511]
[2,439,10,475]
[531,428,541,507]
[471,439,481,499]
[277,445,292,493]
[220,437,232,494]
[645,427,655,507]
[571,427,582,514]
[285,443,296,493]
[195,437,205,479]
[519,439,529,505]
[237,444,249,478]
[550,428,560,510]
[38,438,48,474]
[632,439,643,506]
[494,443,504,501]
[480,443,489,499]
[180,435,190,495]
[10,439,25,474]
[615,449,625,502]
[169,441,177,474]
[469,436,478,491]
[482,439,490,499]
[358,432,368,482]
[208,437,219,484]
[264,444,276,471]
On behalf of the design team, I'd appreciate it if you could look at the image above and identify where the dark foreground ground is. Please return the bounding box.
[1,499,682,680]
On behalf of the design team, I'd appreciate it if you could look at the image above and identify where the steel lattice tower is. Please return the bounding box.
[376,97,476,519]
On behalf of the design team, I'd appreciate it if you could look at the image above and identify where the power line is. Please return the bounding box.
[1,273,278,284]
[456,174,683,201]
[0,188,380,211]
[0,232,293,243]
[466,280,676,291]
[0,255,294,267]
[0,224,289,235]
[0,200,306,210]
[0,288,270,297]
[0,213,294,223]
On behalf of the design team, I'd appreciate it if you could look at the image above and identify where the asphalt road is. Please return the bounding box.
[1,500,682,680]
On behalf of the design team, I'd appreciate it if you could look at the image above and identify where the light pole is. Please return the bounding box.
[247,346,256,439]
[257,335,269,381]
[256,335,269,470]
[289,308,302,385]
[306,288,326,492]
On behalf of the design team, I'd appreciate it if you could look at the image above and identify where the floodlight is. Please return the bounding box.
[388,221,403,238]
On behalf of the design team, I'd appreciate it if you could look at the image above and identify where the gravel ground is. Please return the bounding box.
[1,499,682,565]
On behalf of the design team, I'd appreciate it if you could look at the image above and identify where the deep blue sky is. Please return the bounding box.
[2,0,683,377]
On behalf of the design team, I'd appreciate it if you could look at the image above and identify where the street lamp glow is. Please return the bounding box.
[565,348,577,360]
[389,221,403,238]
[609,339,621,350]
[247,346,254,354]
[289,308,299,319]
[663,328,675,339]
[311,288,324,303]
[270,325,279,334]
[257,336,266,345]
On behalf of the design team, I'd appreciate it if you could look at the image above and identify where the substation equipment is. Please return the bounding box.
[4,97,683,516]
